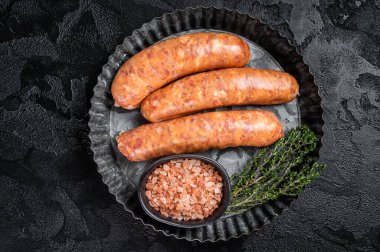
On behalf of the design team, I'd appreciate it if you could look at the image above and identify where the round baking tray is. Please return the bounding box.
[88,7,323,242]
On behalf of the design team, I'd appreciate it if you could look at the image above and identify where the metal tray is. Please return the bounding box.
[88,7,323,242]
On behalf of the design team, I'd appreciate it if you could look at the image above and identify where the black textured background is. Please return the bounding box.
[1,0,380,251]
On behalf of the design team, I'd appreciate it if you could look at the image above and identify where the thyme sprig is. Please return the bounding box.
[227,125,326,214]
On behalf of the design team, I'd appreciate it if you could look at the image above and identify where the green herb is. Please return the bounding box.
[226,125,326,214]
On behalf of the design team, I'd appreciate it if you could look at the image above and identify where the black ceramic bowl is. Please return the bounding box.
[138,154,231,228]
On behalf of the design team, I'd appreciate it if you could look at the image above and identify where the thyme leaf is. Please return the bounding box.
[226,125,326,214]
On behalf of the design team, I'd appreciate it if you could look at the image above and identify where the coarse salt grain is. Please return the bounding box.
[145,158,223,221]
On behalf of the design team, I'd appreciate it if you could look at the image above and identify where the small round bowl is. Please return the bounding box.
[138,154,231,228]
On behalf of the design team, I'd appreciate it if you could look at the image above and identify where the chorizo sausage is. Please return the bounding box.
[111,32,250,109]
[116,110,283,161]
[141,68,299,122]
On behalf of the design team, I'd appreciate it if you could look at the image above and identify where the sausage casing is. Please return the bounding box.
[141,68,299,122]
[116,110,283,161]
[111,32,250,109]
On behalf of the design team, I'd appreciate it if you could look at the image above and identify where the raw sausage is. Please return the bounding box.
[141,68,299,122]
[116,110,283,161]
[117,110,283,161]
[111,32,250,109]
[141,68,298,122]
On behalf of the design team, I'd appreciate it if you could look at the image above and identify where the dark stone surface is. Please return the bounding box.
[0,0,379,251]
